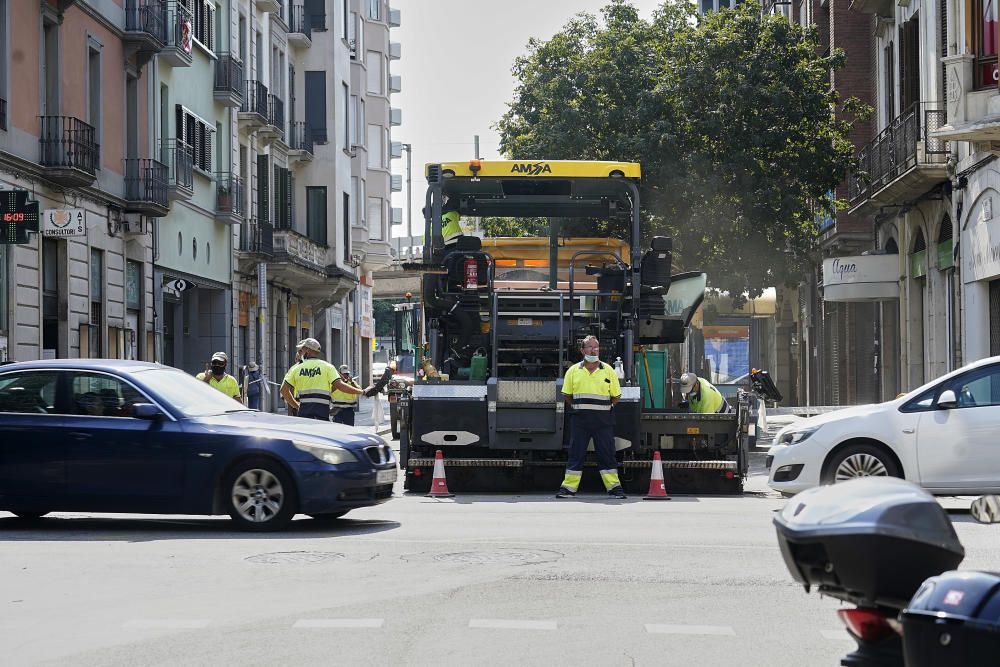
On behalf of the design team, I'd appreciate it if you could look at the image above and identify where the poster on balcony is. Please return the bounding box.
[359,285,374,339]
[41,208,87,237]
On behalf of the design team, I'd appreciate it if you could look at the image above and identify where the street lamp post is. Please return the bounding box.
[401,142,412,260]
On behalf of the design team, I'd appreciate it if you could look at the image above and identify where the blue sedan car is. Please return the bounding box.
[0,360,396,531]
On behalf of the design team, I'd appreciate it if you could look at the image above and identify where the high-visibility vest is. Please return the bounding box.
[282,358,337,411]
[689,377,727,413]
[331,378,361,409]
[442,211,463,245]
[196,372,241,399]
[562,361,621,412]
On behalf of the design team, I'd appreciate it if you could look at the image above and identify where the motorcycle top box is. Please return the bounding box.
[901,570,1000,667]
[773,478,965,609]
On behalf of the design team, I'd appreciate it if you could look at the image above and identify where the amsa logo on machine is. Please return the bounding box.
[510,162,553,175]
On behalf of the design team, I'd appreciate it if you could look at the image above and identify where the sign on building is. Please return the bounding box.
[822,255,900,301]
[41,208,88,237]
[359,285,374,339]
[1,190,40,244]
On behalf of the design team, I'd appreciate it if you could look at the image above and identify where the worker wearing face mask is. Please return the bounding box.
[195,352,242,400]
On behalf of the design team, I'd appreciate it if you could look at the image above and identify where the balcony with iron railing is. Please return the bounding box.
[213,53,244,108]
[39,116,99,187]
[288,121,314,163]
[124,0,167,62]
[123,158,169,217]
[161,3,193,68]
[215,173,245,225]
[239,80,269,128]
[271,228,330,286]
[848,103,949,216]
[239,218,274,256]
[265,94,285,142]
[288,4,312,47]
[159,138,194,201]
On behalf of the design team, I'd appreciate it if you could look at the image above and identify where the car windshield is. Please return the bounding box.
[132,367,250,417]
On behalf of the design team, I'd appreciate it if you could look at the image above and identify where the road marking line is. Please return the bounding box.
[644,624,736,636]
[469,619,557,630]
[293,619,385,629]
[821,630,853,641]
[123,620,211,629]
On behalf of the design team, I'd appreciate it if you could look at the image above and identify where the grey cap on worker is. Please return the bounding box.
[339,364,350,373]
[295,337,322,352]
[211,351,228,363]
[679,372,698,395]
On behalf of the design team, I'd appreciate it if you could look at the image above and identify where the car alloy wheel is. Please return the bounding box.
[834,453,889,481]
[822,443,900,486]
[224,458,297,531]
[232,469,285,523]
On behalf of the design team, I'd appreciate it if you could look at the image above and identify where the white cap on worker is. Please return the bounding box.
[339,364,350,373]
[211,351,228,363]
[679,372,698,395]
[296,337,322,352]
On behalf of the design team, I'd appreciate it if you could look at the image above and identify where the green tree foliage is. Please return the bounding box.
[495,0,866,300]
[374,299,400,338]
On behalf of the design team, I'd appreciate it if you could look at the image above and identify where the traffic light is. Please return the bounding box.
[1,190,40,244]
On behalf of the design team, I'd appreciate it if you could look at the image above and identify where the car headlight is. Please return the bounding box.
[778,425,822,446]
[292,440,359,464]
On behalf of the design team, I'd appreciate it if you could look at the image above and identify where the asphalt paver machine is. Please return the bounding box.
[398,160,752,494]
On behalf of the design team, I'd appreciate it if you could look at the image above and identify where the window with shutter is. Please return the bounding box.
[257,154,269,225]
[175,104,185,145]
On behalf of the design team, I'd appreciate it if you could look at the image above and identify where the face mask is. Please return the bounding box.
[583,354,599,363]
[211,365,226,376]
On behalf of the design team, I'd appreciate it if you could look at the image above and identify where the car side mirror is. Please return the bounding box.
[936,389,957,409]
[132,403,164,420]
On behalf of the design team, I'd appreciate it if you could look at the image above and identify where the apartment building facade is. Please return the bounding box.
[0,0,401,407]
[153,0,238,374]
[0,0,164,363]
[934,0,1000,363]
[227,0,398,408]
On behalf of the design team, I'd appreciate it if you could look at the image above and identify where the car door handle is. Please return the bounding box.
[902,428,915,434]
[69,431,93,440]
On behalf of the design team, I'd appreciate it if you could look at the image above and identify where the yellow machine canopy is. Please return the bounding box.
[425,160,641,219]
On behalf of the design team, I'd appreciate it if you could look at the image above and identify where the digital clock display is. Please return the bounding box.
[1,191,40,244]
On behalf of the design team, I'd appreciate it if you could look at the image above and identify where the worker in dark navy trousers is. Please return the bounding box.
[279,338,369,421]
[556,335,626,499]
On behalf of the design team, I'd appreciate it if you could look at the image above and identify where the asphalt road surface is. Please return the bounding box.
[3,447,997,667]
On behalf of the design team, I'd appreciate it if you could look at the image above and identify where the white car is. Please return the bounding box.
[767,355,1000,495]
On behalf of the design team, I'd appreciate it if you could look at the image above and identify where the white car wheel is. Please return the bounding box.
[823,444,900,485]
[834,453,889,481]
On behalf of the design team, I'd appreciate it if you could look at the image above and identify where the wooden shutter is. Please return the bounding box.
[175,104,185,144]
[257,154,269,224]
[206,2,215,52]
[304,71,327,143]
[199,122,210,172]
[941,0,948,99]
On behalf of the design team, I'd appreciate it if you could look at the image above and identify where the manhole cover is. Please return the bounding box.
[427,549,564,566]
[245,551,346,565]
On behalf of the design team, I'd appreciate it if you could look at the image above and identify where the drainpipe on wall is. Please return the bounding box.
[257,262,268,411]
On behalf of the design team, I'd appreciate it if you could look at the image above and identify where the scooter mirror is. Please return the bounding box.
[970,495,1000,524]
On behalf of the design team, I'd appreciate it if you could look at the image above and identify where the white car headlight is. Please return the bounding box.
[778,425,822,446]
[292,440,359,464]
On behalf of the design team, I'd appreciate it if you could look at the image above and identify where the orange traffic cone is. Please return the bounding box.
[644,451,671,500]
[425,449,455,498]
